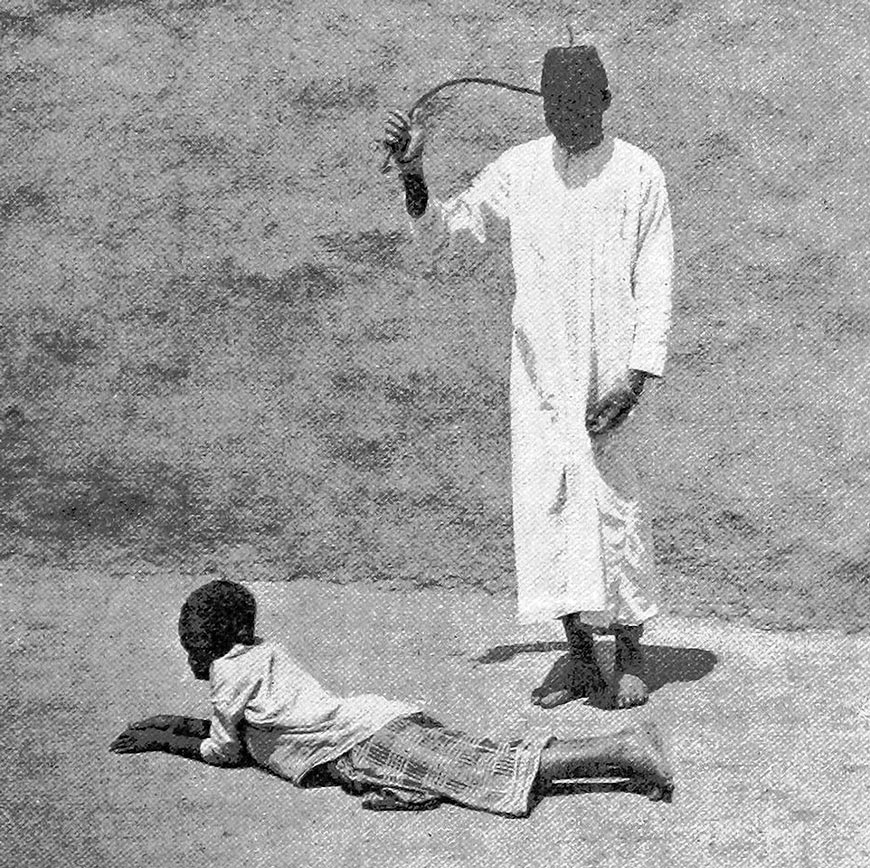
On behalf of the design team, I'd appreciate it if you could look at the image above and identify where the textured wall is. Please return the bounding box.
[1,0,869,628]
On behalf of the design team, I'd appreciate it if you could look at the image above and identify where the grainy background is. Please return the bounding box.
[2,0,869,629]
[2,2,870,866]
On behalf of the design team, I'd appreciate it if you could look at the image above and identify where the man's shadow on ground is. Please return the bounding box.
[472,640,718,696]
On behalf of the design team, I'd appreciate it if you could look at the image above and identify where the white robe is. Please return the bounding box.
[412,135,673,626]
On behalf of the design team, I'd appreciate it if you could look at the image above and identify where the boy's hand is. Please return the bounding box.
[109,726,164,754]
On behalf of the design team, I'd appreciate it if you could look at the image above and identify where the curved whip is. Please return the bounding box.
[381,76,542,173]
[408,76,542,114]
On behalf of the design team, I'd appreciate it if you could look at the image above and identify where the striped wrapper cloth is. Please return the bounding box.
[328,713,549,817]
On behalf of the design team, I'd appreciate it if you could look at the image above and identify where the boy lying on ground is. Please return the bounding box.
[109,580,673,817]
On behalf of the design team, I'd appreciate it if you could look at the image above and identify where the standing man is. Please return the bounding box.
[384,44,673,709]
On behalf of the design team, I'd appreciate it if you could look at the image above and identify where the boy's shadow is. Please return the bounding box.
[472,641,718,696]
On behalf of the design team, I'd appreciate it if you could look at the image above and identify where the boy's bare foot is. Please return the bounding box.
[618,722,674,802]
[537,722,674,802]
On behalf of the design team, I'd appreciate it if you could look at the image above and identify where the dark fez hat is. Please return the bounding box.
[541,44,609,96]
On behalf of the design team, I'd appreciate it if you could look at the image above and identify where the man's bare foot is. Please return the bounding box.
[531,653,608,709]
[612,672,649,709]
[609,624,649,709]
[532,615,608,708]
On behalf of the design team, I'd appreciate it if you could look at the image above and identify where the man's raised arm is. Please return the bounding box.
[383,108,511,243]
[384,109,429,218]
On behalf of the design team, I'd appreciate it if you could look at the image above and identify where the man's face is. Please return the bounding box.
[543,80,610,152]
[541,46,610,153]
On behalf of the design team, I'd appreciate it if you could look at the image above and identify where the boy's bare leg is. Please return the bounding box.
[537,722,673,802]
[611,625,649,709]
[531,614,607,708]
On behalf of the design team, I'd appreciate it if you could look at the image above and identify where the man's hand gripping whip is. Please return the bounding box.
[380,77,542,174]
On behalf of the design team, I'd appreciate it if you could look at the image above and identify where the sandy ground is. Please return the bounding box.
[3,561,869,868]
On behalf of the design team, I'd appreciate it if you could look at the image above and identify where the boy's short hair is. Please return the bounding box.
[178,579,257,653]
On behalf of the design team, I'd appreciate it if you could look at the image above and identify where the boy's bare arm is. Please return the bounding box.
[126,714,210,739]
[110,725,207,761]
[110,716,211,761]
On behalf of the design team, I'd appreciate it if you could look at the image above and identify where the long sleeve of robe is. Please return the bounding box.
[409,135,673,626]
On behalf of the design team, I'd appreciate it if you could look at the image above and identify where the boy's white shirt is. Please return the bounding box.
[199,640,419,784]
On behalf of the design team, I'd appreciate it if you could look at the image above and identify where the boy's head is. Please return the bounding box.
[178,580,257,679]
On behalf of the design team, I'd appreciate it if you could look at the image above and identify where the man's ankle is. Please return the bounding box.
[613,624,645,674]
[563,614,597,661]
